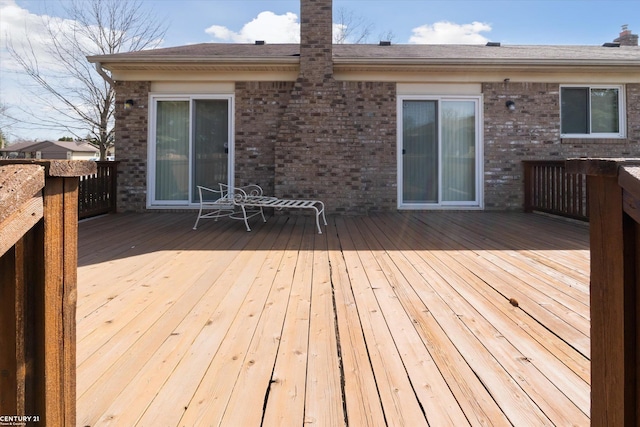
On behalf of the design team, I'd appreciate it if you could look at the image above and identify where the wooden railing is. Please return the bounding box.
[566,158,640,426]
[523,160,589,221]
[0,159,96,426]
[78,161,118,219]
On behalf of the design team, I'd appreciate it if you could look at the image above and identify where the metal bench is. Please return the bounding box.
[220,183,327,234]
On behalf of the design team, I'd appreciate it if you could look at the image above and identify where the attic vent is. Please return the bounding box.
[602,42,621,47]
[255,40,265,45]
[379,41,391,46]
[486,42,501,47]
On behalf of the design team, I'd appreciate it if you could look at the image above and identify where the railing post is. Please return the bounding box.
[567,158,640,426]
[1,164,45,420]
[42,174,78,425]
[109,161,119,213]
[0,160,95,426]
[523,161,533,213]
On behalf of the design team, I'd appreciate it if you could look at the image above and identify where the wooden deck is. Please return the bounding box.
[76,212,590,426]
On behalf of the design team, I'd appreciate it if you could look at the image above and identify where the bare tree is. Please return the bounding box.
[333,7,395,44]
[0,103,8,148]
[6,0,167,159]
[378,29,397,44]
[334,7,373,44]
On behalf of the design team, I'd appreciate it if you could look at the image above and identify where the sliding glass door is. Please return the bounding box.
[155,100,190,201]
[441,100,477,202]
[150,96,233,206]
[399,97,481,208]
[192,100,230,202]
[402,100,438,203]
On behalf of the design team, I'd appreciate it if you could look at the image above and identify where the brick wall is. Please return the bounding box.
[271,0,397,214]
[344,81,397,213]
[113,79,640,214]
[274,80,397,214]
[114,78,398,214]
[114,80,150,212]
[483,82,640,210]
[235,81,294,195]
[628,83,640,142]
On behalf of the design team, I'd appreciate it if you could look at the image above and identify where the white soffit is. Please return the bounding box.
[397,83,482,95]
[150,82,235,92]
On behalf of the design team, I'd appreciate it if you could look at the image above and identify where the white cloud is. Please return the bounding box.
[1,1,56,139]
[205,11,300,43]
[0,0,103,140]
[409,21,492,44]
[0,0,58,72]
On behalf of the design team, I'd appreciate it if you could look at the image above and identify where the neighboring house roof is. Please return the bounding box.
[2,140,37,152]
[88,43,640,74]
[39,140,97,154]
[1,140,97,154]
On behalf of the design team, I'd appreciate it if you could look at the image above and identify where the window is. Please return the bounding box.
[149,95,234,207]
[560,86,625,138]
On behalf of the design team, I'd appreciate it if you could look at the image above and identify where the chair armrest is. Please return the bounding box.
[197,185,226,203]
[219,183,264,204]
[240,184,263,197]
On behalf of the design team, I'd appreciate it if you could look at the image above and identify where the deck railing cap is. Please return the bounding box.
[565,158,640,177]
[0,159,97,177]
[0,164,45,225]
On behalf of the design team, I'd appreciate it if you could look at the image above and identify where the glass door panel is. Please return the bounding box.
[402,100,438,203]
[441,101,476,202]
[155,101,189,201]
[192,100,229,202]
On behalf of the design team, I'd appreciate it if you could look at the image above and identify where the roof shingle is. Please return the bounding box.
[88,42,640,64]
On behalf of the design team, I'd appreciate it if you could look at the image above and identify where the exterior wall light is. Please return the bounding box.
[124,99,135,110]
[505,100,516,111]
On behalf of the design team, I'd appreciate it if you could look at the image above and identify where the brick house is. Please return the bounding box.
[88,0,640,214]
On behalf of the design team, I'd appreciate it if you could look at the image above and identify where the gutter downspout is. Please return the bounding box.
[94,62,114,86]
[93,62,115,162]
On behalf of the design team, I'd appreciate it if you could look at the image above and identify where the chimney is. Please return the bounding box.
[614,24,639,46]
[275,0,354,210]
[299,0,333,81]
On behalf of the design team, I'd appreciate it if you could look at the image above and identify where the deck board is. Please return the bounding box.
[76,211,591,426]
[325,221,387,427]
[336,216,431,426]
[359,215,557,426]
[262,219,317,425]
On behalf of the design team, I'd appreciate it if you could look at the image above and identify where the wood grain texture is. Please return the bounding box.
[0,165,44,224]
[42,177,65,426]
[1,163,81,426]
[0,159,96,178]
[0,196,43,258]
[575,159,640,426]
[75,212,591,426]
[0,246,18,415]
[587,175,626,427]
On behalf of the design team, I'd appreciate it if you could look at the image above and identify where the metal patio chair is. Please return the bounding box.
[192,185,235,230]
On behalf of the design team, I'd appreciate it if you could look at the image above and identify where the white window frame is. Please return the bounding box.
[147,94,235,208]
[397,95,484,210]
[560,84,626,139]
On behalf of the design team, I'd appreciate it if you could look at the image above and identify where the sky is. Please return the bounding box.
[0,0,638,141]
